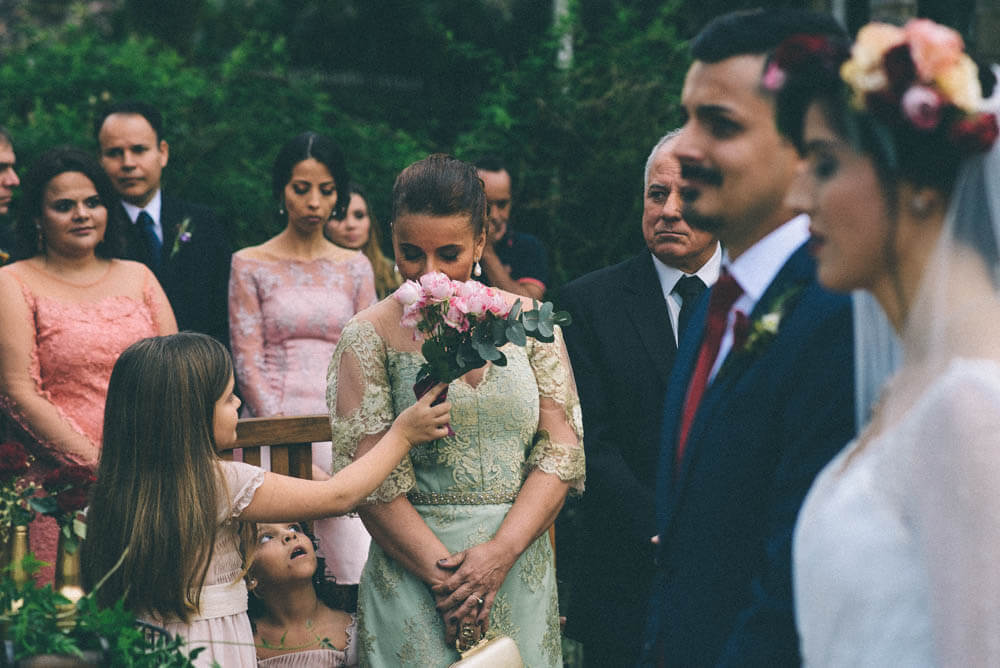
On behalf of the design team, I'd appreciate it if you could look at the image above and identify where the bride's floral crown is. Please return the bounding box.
[764,19,998,156]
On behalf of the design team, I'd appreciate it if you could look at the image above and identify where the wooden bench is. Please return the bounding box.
[218,414,330,478]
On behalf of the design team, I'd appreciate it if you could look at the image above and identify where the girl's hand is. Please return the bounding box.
[431,540,518,633]
[391,382,452,447]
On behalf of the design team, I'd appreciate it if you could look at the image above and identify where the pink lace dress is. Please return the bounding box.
[0,259,174,581]
[148,460,266,667]
[228,249,377,584]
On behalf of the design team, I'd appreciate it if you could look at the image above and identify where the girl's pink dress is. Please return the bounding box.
[229,251,376,584]
[150,460,266,667]
[0,260,166,582]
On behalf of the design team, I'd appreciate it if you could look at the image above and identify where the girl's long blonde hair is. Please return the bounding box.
[81,333,232,622]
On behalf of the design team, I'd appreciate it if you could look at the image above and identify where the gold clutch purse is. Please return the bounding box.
[448,635,524,667]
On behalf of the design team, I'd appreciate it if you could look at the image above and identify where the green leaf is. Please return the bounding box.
[29,497,58,515]
[506,301,522,321]
[506,322,526,346]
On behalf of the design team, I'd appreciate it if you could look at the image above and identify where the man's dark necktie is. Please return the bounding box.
[673,275,707,343]
[137,211,161,272]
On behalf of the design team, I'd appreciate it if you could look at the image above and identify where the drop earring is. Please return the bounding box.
[910,194,931,217]
[393,263,399,274]
[473,260,482,277]
[278,201,286,217]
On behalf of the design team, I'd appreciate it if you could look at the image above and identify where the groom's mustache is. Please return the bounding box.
[681,163,724,186]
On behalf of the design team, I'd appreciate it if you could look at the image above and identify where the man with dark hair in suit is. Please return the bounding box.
[561,131,719,667]
[474,156,548,299]
[641,9,855,667]
[96,101,231,345]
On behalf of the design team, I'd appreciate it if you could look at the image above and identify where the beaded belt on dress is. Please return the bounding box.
[407,490,518,505]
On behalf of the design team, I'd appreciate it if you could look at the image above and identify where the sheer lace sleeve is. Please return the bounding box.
[0,266,97,466]
[326,318,415,504]
[228,254,278,417]
[524,325,585,494]
[902,360,1000,664]
[139,263,178,335]
[353,255,378,313]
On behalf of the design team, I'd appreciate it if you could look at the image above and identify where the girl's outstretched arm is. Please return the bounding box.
[240,383,450,522]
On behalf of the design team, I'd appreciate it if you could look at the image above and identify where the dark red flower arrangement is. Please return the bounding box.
[31,464,96,553]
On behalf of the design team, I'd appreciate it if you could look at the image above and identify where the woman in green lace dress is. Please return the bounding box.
[326,154,584,667]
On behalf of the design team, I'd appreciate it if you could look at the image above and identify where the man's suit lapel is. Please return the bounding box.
[159,195,180,269]
[670,243,814,506]
[622,253,677,381]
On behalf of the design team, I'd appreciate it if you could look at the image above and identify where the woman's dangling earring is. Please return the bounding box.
[473,260,482,277]
[35,223,44,254]
[910,194,931,218]
[393,263,399,274]
[278,201,286,217]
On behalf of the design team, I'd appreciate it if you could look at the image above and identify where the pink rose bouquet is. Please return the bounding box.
[396,272,571,435]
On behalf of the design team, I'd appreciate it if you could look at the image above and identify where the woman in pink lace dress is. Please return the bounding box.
[0,148,176,581]
[229,132,377,586]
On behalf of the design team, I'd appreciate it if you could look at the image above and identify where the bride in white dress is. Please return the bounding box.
[766,20,1000,665]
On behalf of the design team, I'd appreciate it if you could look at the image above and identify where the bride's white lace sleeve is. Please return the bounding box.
[903,360,1000,664]
[326,318,416,504]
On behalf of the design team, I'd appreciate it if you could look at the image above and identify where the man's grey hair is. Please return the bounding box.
[644,129,682,189]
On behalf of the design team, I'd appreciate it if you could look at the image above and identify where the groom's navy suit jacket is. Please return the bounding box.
[640,243,855,667]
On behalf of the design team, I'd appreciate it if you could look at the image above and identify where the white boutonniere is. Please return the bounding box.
[733,283,805,359]
[169,217,193,258]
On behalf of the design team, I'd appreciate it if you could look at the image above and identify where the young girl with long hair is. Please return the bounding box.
[81,332,449,666]
[243,521,358,666]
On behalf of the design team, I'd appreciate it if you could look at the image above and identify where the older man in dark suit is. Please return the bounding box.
[641,9,854,667]
[96,101,231,345]
[561,131,720,667]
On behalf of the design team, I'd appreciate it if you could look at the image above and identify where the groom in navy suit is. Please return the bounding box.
[640,9,854,667]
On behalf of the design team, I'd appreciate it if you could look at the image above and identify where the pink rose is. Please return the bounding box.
[457,280,485,301]
[394,280,422,306]
[419,272,455,302]
[486,289,510,317]
[901,85,943,130]
[401,303,422,328]
[761,62,786,91]
[904,19,963,81]
[444,302,470,332]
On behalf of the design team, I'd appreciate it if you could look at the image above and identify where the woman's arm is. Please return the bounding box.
[228,253,276,416]
[0,269,98,466]
[140,264,178,335]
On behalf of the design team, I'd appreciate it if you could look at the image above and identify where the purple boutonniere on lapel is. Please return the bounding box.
[169,217,193,259]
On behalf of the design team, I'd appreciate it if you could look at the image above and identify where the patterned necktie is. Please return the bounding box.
[673,275,707,343]
[675,269,743,472]
[137,210,161,272]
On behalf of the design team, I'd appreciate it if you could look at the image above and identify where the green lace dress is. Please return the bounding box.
[327,315,585,667]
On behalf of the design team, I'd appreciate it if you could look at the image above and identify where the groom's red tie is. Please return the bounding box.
[675,269,743,472]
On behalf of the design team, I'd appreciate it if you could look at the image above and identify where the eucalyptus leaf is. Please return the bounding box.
[521,309,539,332]
[29,497,58,515]
[507,300,522,321]
[506,322,527,346]
[494,350,509,366]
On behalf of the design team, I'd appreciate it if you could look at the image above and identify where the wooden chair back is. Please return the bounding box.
[217,414,331,479]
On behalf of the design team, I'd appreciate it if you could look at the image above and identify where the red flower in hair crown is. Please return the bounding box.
[765,20,998,155]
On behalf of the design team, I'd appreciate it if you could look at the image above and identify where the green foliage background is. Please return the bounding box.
[0,0,690,287]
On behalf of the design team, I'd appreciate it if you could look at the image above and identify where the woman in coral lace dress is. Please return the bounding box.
[229,132,377,586]
[0,147,176,581]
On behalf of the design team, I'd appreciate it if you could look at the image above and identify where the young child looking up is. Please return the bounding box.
[80,332,449,667]
[245,521,358,666]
